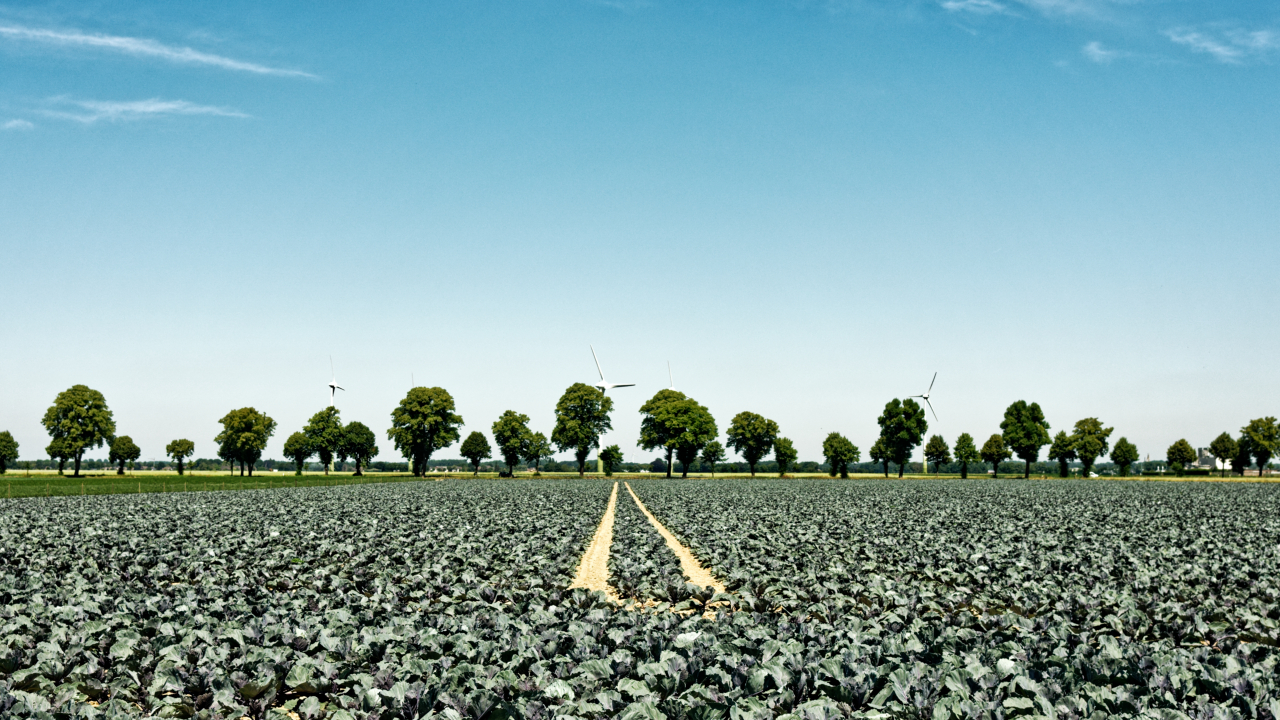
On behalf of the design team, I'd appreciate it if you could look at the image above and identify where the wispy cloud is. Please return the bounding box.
[1165,26,1278,64]
[940,0,1009,16]
[3,119,35,130]
[40,98,249,124]
[1082,40,1118,63]
[0,24,314,78]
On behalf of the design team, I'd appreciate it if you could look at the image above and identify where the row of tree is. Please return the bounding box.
[5,384,1277,480]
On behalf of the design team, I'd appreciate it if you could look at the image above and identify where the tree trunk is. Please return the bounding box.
[960,462,968,479]
[117,461,125,475]
[749,461,756,477]
[1024,459,1030,479]
[177,459,185,476]
[74,452,83,478]
[881,462,888,477]
[666,448,673,478]
[898,461,904,478]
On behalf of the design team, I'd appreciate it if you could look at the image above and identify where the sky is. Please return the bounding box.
[2,0,1277,468]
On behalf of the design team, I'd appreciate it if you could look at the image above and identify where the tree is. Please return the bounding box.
[165,439,195,476]
[1047,431,1076,478]
[0,431,18,475]
[869,438,890,477]
[461,431,492,475]
[1000,400,1051,479]
[1241,417,1279,477]
[492,410,532,477]
[1166,438,1197,477]
[923,435,951,474]
[304,407,344,475]
[877,399,927,478]
[523,432,553,475]
[1232,436,1252,476]
[1069,418,1113,478]
[41,384,116,478]
[600,445,623,476]
[672,401,718,478]
[725,411,779,477]
[552,383,614,477]
[700,441,725,477]
[1111,437,1139,477]
[638,389,688,478]
[953,433,979,479]
[981,434,1011,478]
[822,433,860,478]
[388,387,464,476]
[214,407,277,477]
[774,437,798,477]
[1209,432,1238,478]
[46,438,72,475]
[341,422,378,476]
[108,436,141,475]
[283,432,312,476]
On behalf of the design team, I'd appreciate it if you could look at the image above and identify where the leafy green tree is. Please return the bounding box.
[523,431,553,475]
[981,434,1011,478]
[304,407,344,475]
[215,407,277,477]
[552,383,614,477]
[638,389,688,478]
[877,399,927,478]
[600,445,623,476]
[1111,437,1139,477]
[1047,431,1076,478]
[822,433,860,478]
[1232,436,1252,476]
[46,438,72,475]
[1069,418,1113,478]
[1241,417,1279,477]
[700,441,725,477]
[283,432,312,475]
[1209,432,1238,478]
[42,384,116,478]
[340,422,379,476]
[923,434,951,474]
[388,387,464,477]
[1166,438,1197,476]
[492,410,532,476]
[953,433,979,479]
[461,431,492,475]
[774,437,798,477]
[165,439,195,475]
[726,411,779,477]
[672,401,718,478]
[869,438,890,477]
[1000,401,1051,479]
[0,431,18,475]
[109,436,141,475]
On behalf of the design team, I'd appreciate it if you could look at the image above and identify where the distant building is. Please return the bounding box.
[1195,448,1227,470]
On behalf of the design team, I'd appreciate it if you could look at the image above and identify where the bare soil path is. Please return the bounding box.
[569,481,620,602]
[624,482,726,595]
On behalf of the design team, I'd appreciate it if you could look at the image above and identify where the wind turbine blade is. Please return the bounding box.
[668,361,673,388]
[614,383,635,388]
[926,398,937,422]
[590,345,604,380]
[928,372,937,394]
[336,385,345,391]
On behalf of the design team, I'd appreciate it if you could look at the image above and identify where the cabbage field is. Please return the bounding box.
[2,479,1278,720]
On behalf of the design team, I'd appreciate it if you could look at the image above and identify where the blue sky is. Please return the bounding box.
[2,1,1277,467]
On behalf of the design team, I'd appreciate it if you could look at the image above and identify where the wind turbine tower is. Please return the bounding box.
[910,372,938,474]
[590,346,634,473]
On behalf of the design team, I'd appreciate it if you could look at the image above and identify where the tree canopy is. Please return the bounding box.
[304,407,344,475]
[923,434,951,474]
[980,434,1011,478]
[822,433,859,478]
[283,432,312,476]
[491,410,532,476]
[46,438,72,475]
[869,437,890,477]
[1111,437,1139,477]
[726,411,779,477]
[877,399,927,477]
[671,400,717,478]
[215,407,276,477]
[600,445,623,476]
[1069,418,1113,478]
[108,436,141,475]
[1000,400,1051,478]
[522,431,553,475]
[0,431,18,475]
[700,441,725,477]
[1241,417,1279,477]
[953,433,979,479]
[460,432,492,475]
[165,438,195,476]
[1166,439,1197,476]
[1047,431,1077,478]
[388,387,464,477]
[341,421,379,476]
[42,384,116,478]
[552,383,614,477]
[638,389,688,477]
[774,437,798,477]
[1209,432,1238,478]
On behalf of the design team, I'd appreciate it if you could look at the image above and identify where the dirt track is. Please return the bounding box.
[624,482,726,595]
[569,482,620,602]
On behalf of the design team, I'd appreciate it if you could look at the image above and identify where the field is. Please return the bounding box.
[1,479,1278,720]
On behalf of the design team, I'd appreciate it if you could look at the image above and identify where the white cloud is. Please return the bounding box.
[940,0,1009,15]
[1166,26,1276,64]
[3,119,35,130]
[0,24,314,78]
[41,98,249,124]
[1082,40,1117,63]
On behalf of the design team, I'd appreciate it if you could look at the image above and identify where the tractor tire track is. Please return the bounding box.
[568,481,620,602]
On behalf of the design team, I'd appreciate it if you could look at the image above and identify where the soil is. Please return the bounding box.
[568,481,621,602]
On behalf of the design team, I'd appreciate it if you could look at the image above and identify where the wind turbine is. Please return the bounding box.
[328,356,345,408]
[590,346,633,473]
[667,361,677,393]
[911,372,937,474]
